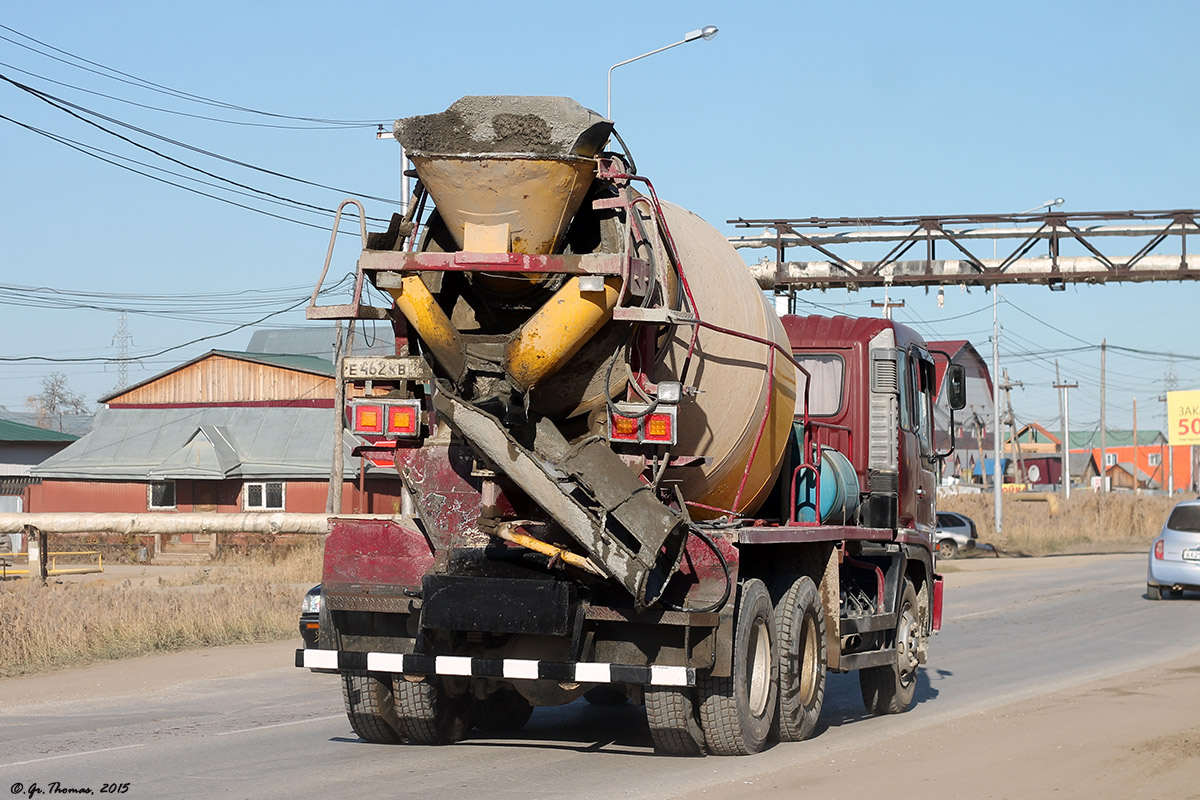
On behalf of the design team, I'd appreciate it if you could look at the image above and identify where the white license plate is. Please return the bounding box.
[1183,548,1200,562]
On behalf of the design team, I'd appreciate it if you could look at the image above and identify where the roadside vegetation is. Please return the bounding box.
[0,542,321,679]
[939,491,1175,556]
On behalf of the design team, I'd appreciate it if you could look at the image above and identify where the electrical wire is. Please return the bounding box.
[0,24,385,125]
[0,73,399,204]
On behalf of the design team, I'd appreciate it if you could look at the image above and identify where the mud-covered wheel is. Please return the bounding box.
[860,580,920,715]
[583,685,629,705]
[395,677,472,745]
[646,688,706,756]
[472,687,533,733]
[698,578,778,755]
[341,673,405,744]
[772,575,826,742]
[937,539,958,559]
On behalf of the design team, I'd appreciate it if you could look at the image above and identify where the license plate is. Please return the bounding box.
[1183,548,1200,562]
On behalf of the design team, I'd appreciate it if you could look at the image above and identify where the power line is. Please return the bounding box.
[0,59,373,130]
[0,24,385,126]
[0,73,399,205]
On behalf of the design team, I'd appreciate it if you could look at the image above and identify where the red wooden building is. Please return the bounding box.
[30,350,402,556]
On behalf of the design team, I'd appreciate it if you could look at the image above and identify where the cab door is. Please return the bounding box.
[911,350,938,534]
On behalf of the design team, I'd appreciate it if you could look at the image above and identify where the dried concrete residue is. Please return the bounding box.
[395,95,612,158]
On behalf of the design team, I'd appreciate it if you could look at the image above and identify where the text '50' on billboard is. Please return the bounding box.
[1168,390,1200,445]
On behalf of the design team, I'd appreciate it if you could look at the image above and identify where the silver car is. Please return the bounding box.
[1147,500,1200,600]
[935,511,978,559]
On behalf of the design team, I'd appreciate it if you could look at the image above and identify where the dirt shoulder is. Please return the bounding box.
[690,648,1200,800]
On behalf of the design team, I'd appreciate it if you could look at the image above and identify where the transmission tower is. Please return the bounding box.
[112,311,134,391]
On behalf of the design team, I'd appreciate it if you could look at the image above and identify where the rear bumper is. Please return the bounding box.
[295,648,696,687]
[1148,558,1200,589]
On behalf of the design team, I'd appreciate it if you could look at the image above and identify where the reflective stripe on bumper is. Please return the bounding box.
[295,648,695,687]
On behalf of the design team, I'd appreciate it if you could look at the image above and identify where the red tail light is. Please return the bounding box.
[387,402,421,437]
[1155,539,1165,560]
[351,403,384,434]
[642,410,675,444]
[609,413,640,442]
[607,405,678,446]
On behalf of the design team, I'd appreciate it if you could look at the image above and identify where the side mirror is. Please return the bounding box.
[947,364,967,410]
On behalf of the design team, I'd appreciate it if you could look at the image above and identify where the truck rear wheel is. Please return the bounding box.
[396,677,472,745]
[772,575,826,742]
[472,687,533,733]
[646,688,706,756]
[859,580,920,715]
[341,674,405,744]
[698,578,778,755]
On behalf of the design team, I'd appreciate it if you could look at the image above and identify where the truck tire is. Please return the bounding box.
[646,688,706,756]
[859,580,920,715]
[341,673,405,744]
[937,539,958,559]
[472,687,533,733]
[771,575,826,742]
[395,678,471,745]
[698,578,778,755]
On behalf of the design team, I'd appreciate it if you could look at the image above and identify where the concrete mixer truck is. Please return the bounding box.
[296,96,967,756]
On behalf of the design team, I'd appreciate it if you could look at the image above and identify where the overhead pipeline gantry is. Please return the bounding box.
[728,209,1200,290]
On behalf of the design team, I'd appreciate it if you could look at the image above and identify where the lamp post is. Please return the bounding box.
[991,196,1064,535]
[607,25,718,119]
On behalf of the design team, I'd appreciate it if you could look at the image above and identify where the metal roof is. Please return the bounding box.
[1069,429,1166,449]
[32,406,361,480]
[0,418,79,443]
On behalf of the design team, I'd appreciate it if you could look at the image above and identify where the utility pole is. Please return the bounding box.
[1159,393,1173,496]
[1000,369,1024,484]
[871,298,905,319]
[1133,397,1139,494]
[1054,360,1078,500]
[992,287,1002,534]
[1100,338,1107,493]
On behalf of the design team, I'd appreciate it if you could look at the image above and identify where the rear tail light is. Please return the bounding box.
[350,400,422,437]
[642,410,675,444]
[351,403,384,434]
[607,404,677,446]
[386,401,421,437]
[1155,539,1165,560]
[609,413,640,442]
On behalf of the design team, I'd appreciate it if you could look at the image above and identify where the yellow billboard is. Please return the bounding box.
[1168,390,1200,445]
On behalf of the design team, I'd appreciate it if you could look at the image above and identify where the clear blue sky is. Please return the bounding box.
[1,0,1197,435]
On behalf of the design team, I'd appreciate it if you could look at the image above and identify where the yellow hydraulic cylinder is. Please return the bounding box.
[505,277,621,391]
[385,275,466,381]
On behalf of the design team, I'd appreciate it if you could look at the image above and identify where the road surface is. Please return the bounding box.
[3,553,1198,799]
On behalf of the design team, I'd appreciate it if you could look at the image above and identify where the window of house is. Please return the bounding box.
[148,481,176,510]
[1148,453,1162,466]
[1104,453,1117,467]
[244,481,284,511]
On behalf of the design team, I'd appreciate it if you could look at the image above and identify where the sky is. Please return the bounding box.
[1,0,1198,436]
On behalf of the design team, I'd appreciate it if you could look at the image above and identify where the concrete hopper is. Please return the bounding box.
[395,96,612,255]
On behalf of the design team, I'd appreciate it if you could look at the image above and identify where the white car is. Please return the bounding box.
[935,511,978,559]
[1147,501,1200,600]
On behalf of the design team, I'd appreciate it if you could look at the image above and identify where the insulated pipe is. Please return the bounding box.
[505,276,621,391]
[385,275,466,382]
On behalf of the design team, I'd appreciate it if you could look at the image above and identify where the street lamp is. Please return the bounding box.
[1019,197,1065,215]
[607,25,718,119]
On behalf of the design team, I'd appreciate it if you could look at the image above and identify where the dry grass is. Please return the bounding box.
[0,541,322,679]
[939,492,1175,556]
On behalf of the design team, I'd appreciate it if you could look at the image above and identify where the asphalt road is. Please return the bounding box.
[4,552,1199,799]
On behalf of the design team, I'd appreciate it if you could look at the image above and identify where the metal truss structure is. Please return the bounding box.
[728,209,1200,289]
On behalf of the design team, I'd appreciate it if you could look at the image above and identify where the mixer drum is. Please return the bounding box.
[654,202,797,518]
